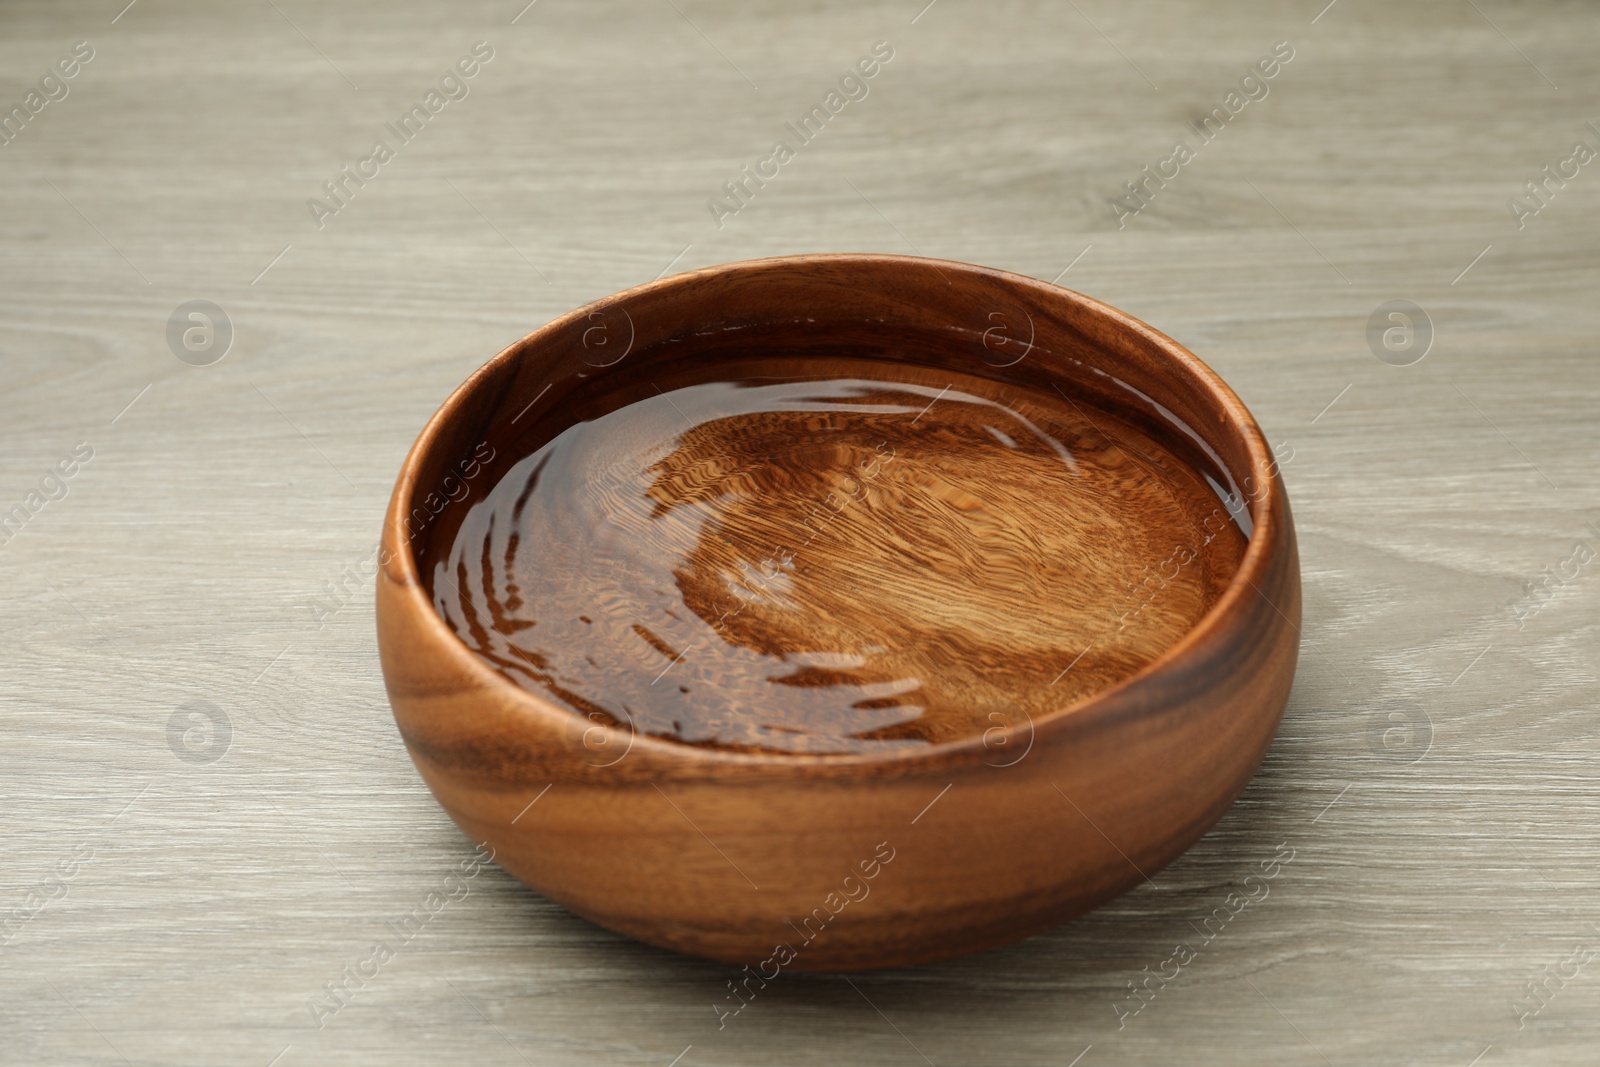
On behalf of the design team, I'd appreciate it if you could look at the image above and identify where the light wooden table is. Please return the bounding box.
[2,1,1597,1063]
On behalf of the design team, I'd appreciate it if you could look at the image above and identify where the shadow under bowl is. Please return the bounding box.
[376,254,1300,971]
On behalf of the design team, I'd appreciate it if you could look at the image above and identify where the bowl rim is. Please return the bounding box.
[382,253,1286,772]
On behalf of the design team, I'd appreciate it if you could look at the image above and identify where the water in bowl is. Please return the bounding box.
[432,360,1248,754]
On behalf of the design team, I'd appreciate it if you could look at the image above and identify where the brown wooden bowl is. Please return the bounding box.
[376,254,1299,972]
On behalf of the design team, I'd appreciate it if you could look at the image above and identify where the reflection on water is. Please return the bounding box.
[433,367,1246,753]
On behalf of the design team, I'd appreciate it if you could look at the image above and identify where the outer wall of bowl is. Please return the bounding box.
[375,255,1301,971]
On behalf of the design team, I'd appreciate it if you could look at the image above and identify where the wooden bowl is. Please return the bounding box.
[376,254,1300,971]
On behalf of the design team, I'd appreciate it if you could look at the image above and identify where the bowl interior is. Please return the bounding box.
[391,255,1277,757]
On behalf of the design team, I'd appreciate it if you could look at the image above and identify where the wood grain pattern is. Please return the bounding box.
[1,0,1597,1062]
[426,312,1250,752]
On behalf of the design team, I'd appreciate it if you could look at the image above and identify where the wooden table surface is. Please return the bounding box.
[2,0,1597,1064]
